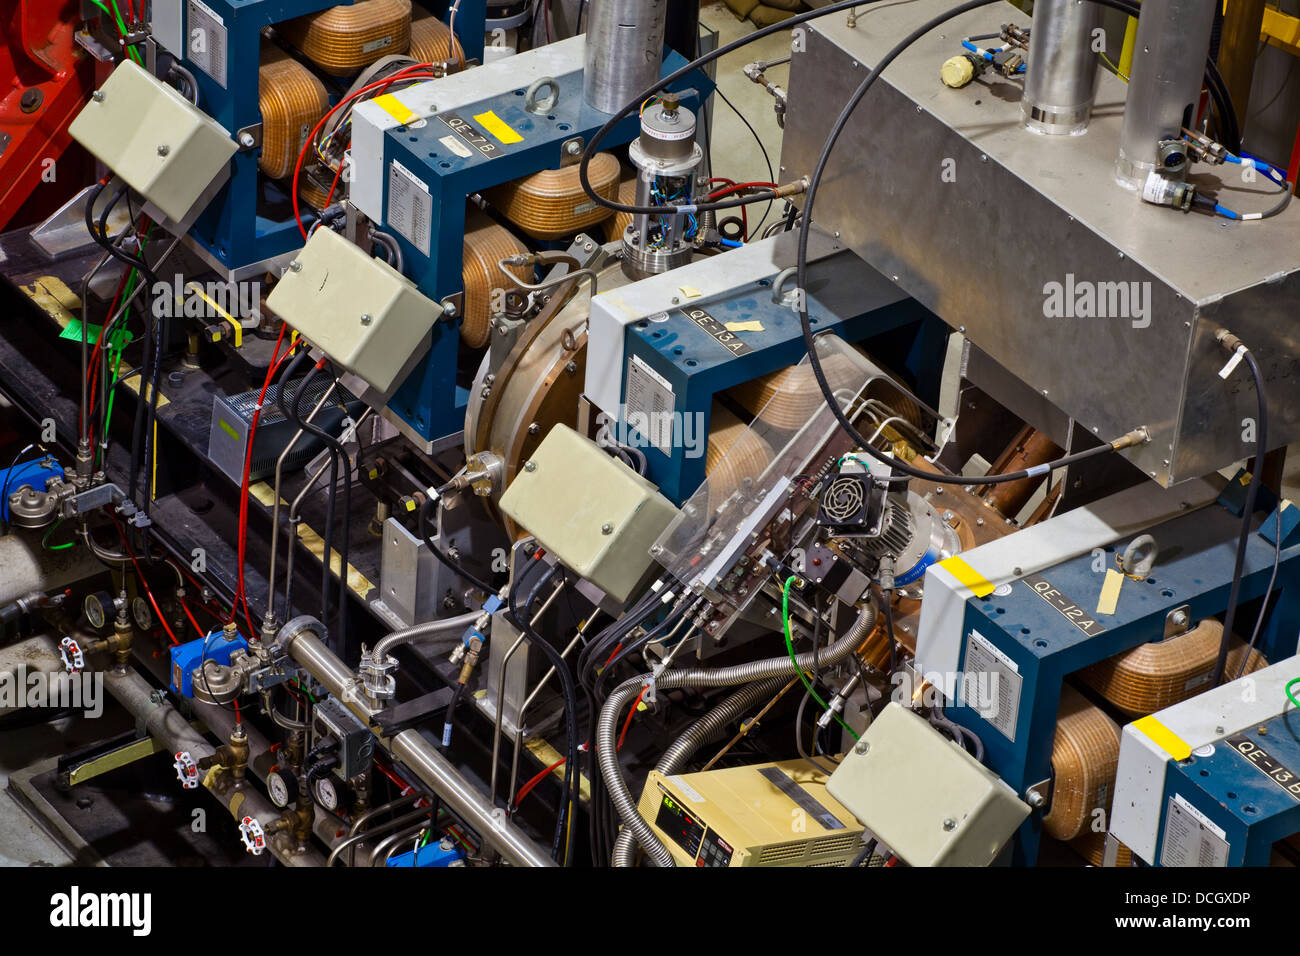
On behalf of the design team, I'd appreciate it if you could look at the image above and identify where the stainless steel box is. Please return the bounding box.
[780,0,1300,485]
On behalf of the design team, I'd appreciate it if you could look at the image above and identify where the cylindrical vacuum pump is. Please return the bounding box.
[583,0,669,114]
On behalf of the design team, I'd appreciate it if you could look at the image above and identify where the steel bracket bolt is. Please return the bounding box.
[157,144,170,156]
[360,313,373,326]
[601,523,613,535]
[854,740,870,755]
[92,91,105,102]
[239,132,257,148]
[523,460,536,472]
[289,260,303,273]
[943,818,956,831]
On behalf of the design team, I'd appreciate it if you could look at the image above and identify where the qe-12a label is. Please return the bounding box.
[1020,573,1106,637]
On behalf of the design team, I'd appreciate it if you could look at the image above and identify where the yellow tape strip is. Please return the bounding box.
[21,275,81,327]
[937,555,995,598]
[185,282,242,347]
[248,482,374,598]
[1133,715,1192,761]
[1096,568,1124,616]
[373,93,417,125]
[474,109,523,144]
[120,374,171,408]
[725,320,764,333]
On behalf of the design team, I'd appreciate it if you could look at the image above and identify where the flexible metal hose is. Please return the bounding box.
[371,611,481,661]
[610,675,788,866]
[598,601,876,867]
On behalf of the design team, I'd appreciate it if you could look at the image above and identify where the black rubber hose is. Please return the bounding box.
[416,496,496,597]
[1209,347,1268,687]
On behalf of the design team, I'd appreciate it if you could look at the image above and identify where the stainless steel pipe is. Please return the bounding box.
[282,623,557,867]
[101,666,324,867]
[583,0,669,114]
[1022,0,1102,135]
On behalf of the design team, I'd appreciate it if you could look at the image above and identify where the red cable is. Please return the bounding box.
[112,517,180,646]
[323,157,346,210]
[292,66,437,239]
[618,686,647,751]
[515,756,566,808]
[707,181,778,199]
[178,595,206,640]
[232,324,292,636]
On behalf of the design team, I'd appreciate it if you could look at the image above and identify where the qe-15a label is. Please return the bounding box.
[679,307,754,357]
[1020,573,1106,637]
[1226,733,1300,800]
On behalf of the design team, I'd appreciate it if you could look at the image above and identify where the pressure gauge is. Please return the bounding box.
[314,776,339,812]
[84,591,115,630]
[266,769,297,809]
[132,596,153,631]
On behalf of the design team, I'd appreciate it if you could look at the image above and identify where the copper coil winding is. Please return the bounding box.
[703,403,775,512]
[258,49,330,181]
[1043,685,1121,842]
[461,210,530,348]
[487,153,621,241]
[730,352,918,433]
[1078,619,1267,717]
[1070,830,1133,867]
[297,166,336,212]
[408,12,464,67]
[605,175,637,243]
[280,0,413,76]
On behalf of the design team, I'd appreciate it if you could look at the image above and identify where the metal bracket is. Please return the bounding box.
[439,292,464,322]
[1024,777,1052,811]
[1164,604,1191,638]
[560,135,585,166]
[235,123,263,152]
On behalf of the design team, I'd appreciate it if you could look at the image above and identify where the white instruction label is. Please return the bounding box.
[386,159,431,257]
[439,134,473,159]
[624,354,675,456]
[187,0,228,88]
[1160,793,1229,867]
[958,629,1021,742]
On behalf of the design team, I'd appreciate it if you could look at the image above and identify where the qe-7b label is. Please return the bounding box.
[1020,573,1106,637]
[440,113,502,158]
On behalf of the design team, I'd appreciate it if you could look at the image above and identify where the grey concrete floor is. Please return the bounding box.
[699,3,792,234]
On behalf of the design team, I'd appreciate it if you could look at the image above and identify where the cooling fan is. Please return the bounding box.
[818,474,879,533]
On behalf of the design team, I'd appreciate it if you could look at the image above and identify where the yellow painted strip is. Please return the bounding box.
[524,737,591,803]
[21,275,81,327]
[248,481,374,599]
[185,282,241,347]
[725,320,764,333]
[1134,715,1192,761]
[373,93,417,125]
[249,481,276,507]
[937,555,995,598]
[120,373,171,408]
[1096,568,1124,616]
[473,109,523,144]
